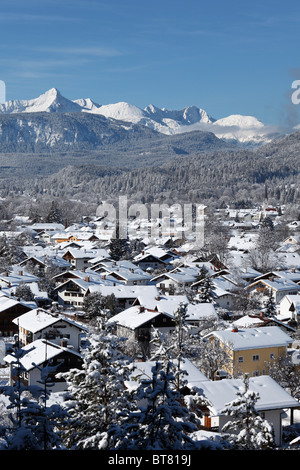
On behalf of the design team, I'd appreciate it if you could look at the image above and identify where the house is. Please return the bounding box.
[126,358,210,394]
[18,254,71,274]
[196,375,299,447]
[133,294,218,332]
[62,248,105,270]
[133,247,178,271]
[246,278,300,304]
[26,223,65,234]
[54,276,122,308]
[239,267,263,283]
[4,338,83,392]
[93,285,159,311]
[109,294,218,350]
[279,295,300,324]
[185,303,218,332]
[283,235,300,247]
[0,267,40,290]
[133,252,170,271]
[107,305,176,351]
[94,260,152,286]
[204,325,293,378]
[192,276,238,310]
[151,270,198,293]
[52,267,119,286]
[12,308,86,351]
[0,294,32,337]
[51,231,99,244]
[254,270,300,285]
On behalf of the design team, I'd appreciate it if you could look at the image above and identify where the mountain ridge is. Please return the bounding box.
[0,88,289,146]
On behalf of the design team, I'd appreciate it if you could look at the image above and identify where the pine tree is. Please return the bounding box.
[108,359,203,450]
[1,349,67,450]
[109,223,130,261]
[60,309,132,450]
[221,373,275,450]
[263,289,277,317]
[15,282,35,302]
[45,200,63,224]
[196,266,213,303]
[108,326,210,450]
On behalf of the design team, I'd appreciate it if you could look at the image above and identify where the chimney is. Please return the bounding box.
[232,327,238,332]
[61,339,68,348]
[139,306,145,313]
[18,271,23,276]
[85,276,90,282]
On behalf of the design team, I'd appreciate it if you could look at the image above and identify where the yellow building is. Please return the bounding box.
[205,326,293,377]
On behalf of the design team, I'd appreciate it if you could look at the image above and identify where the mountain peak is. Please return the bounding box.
[0,88,285,145]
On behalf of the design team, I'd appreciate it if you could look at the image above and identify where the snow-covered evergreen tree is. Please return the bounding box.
[221,373,275,450]
[108,326,211,450]
[81,292,104,321]
[263,289,277,317]
[59,309,133,450]
[1,350,67,450]
[14,282,35,302]
[196,266,213,303]
[109,223,130,261]
[45,200,63,224]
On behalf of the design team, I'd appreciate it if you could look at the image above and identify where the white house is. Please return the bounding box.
[4,339,83,392]
[279,295,300,323]
[107,305,176,345]
[196,375,300,447]
[0,266,40,289]
[246,278,300,304]
[12,308,86,351]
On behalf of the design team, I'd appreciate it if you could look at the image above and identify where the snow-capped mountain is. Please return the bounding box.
[0,88,82,114]
[0,88,286,146]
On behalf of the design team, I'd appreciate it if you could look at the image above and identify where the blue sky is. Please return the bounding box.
[1,0,300,125]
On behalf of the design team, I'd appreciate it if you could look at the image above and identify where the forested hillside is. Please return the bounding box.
[0,118,299,213]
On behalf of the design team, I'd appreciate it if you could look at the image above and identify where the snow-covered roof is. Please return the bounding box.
[206,326,292,351]
[198,375,299,415]
[232,315,266,328]
[4,338,82,371]
[94,285,159,300]
[185,303,218,322]
[152,271,197,284]
[108,306,171,330]
[0,266,40,286]
[0,294,28,313]
[247,278,300,293]
[280,294,300,306]
[12,308,85,334]
[126,358,209,391]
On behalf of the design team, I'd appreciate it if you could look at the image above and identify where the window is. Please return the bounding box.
[253,370,260,376]
[252,354,260,361]
[238,356,244,363]
[270,353,275,360]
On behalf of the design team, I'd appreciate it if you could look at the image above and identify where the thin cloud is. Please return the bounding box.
[34,46,123,58]
[0,12,78,22]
